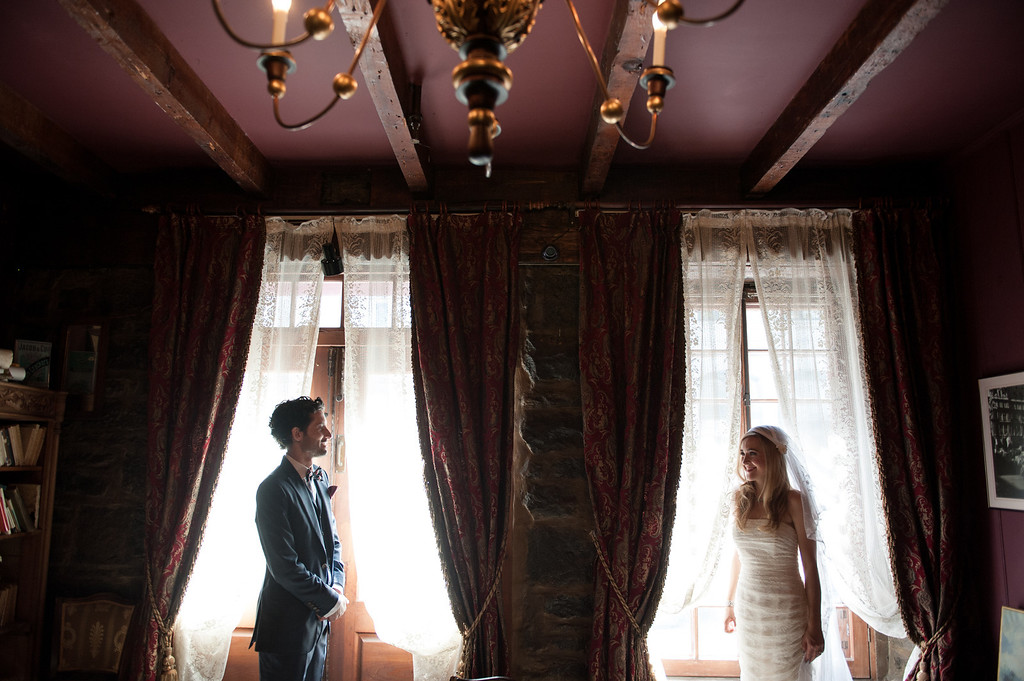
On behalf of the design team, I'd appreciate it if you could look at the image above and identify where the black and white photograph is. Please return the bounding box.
[980,372,1024,511]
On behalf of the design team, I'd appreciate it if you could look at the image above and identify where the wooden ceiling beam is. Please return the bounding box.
[740,0,948,197]
[0,80,116,195]
[58,0,271,194]
[337,1,430,194]
[579,0,652,196]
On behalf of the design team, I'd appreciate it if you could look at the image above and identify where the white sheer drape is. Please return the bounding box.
[173,217,332,681]
[746,209,903,638]
[653,209,904,677]
[336,215,461,681]
[657,214,747,618]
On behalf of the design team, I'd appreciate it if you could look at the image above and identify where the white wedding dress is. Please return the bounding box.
[733,518,810,681]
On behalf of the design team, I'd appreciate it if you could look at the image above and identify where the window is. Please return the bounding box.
[652,281,872,679]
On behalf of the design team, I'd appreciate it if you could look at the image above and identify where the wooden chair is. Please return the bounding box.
[52,593,134,679]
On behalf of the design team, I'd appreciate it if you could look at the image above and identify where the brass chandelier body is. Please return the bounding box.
[432,0,542,54]
[432,0,543,166]
[212,0,747,169]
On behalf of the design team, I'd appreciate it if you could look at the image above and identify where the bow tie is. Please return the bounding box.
[306,467,326,483]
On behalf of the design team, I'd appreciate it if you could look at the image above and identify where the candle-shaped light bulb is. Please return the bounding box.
[652,3,667,66]
[271,0,291,45]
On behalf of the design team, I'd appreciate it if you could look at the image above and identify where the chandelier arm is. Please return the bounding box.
[272,95,343,131]
[641,0,747,27]
[211,0,323,49]
[614,113,658,150]
[346,0,390,75]
[564,0,612,101]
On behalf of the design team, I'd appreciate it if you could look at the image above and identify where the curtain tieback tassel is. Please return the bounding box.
[159,631,178,681]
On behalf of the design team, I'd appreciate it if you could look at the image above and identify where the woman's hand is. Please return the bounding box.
[724,605,736,633]
[801,623,824,661]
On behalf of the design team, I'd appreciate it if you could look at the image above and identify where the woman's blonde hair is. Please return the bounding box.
[734,431,790,531]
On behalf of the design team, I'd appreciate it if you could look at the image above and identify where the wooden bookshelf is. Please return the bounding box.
[0,382,65,681]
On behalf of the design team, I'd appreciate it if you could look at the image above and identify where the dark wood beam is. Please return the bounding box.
[337,1,430,194]
[579,0,651,196]
[58,0,271,194]
[0,80,116,195]
[740,0,948,197]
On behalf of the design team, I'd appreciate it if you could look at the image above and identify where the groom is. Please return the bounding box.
[251,396,348,681]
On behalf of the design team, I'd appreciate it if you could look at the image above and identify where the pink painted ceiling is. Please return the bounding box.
[2,0,1023,180]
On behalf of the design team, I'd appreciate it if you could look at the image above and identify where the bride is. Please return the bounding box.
[723,425,850,681]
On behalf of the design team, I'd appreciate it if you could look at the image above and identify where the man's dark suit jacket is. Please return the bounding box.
[250,456,345,654]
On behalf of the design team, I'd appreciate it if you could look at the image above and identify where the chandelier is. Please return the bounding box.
[213,0,747,169]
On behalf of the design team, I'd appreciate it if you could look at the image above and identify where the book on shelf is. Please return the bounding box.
[0,425,46,467]
[18,424,46,466]
[0,488,13,534]
[14,339,51,389]
[0,491,9,534]
[7,487,34,532]
[17,484,39,525]
[5,425,23,466]
[0,487,20,533]
[0,583,17,628]
[0,429,12,467]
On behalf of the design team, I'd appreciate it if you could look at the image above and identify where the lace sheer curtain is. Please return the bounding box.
[650,212,746,655]
[336,215,461,681]
[172,217,332,681]
[747,209,903,638]
[653,209,904,673]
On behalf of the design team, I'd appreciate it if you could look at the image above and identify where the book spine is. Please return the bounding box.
[7,424,23,466]
[0,488,10,534]
[3,494,20,532]
[9,487,33,532]
[0,429,12,466]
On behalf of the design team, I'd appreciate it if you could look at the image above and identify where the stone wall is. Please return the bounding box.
[512,264,593,681]
[42,268,152,598]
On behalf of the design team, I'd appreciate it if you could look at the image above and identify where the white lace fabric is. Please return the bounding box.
[654,209,904,678]
[337,216,461,681]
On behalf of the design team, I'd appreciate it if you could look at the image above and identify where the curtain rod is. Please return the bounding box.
[173,198,869,219]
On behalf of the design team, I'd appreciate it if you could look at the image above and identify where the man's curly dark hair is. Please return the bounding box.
[268,396,325,449]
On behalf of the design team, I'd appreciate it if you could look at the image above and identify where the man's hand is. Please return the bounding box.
[322,589,349,622]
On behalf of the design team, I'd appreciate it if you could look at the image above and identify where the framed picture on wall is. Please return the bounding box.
[999,606,1024,681]
[979,372,1024,511]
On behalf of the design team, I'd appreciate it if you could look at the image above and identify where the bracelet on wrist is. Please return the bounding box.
[726,600,734,608]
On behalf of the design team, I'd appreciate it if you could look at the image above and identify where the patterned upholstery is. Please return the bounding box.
[56,594,134,676]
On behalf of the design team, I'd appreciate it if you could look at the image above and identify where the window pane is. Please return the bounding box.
[750,401,780,427]
[747,351,777,400]
[793,353,823,399]
[649,610,694,660]
[745,306,768,349]
[696,607,739,660]
[320,280,343,328]
[346,277,412,328]
[268,280,320,328]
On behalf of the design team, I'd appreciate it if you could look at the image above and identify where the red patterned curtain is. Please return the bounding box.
[407,210,521,677]
[578,209,686,681]
[121,213,265,681]
[853,206,959,681]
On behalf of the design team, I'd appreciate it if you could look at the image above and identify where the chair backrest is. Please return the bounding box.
[53,593,134,679]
